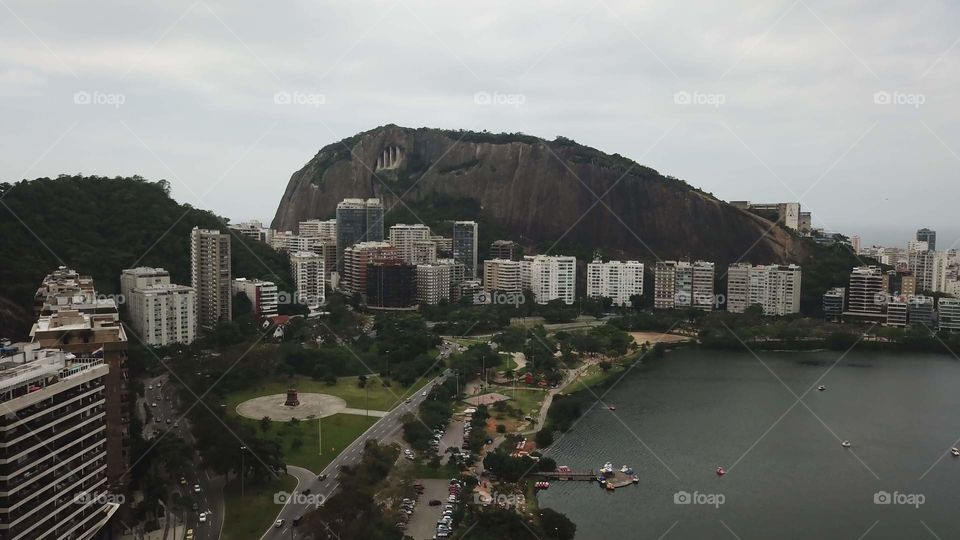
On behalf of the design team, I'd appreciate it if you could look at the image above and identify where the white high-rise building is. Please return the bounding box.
[416,264,451,305]
[232,278,279,318]
[120,266,170,302]
[229,220,274,244]
[129,284,197,345]
[290,251,325,308]
[726,264,802,316]
[483,259,522,293]
[846,266,886,322]
[0,345,119,539]
[299,218,337,240]
[190,227,231,329]
[529,255,576,305]
[586,260,644,307]
[389,224,432,263]
[939,298,960,332]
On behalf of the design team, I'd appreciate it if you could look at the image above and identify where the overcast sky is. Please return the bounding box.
[1,0,958,248]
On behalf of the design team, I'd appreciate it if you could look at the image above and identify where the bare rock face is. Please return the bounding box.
[272,125,804,266]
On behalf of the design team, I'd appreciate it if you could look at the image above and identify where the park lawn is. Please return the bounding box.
[222,473,297,540]
[251,413,378,473]
[224,375,430,414]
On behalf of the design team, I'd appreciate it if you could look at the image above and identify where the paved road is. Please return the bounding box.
[143,373,225,540]
[261,371,449,540]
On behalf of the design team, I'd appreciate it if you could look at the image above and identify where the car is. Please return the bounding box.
[151,402,157,407]
[192,502,199,511]
[148,385,153,390]
[292,517,301,526]
[317,473,328,481]
[447,495,457,502]
[405,398,412,403]
[185,529,194,540]
[193,484,201,493]
[428,499,441,506]
[166,419,171,424]
[275,519,285,528]
[179,477,187,485]
[405,454,414,461]
[422,392,427,397]
[199,513,207,523]
[174,422,180,428]
[157,382,162,387]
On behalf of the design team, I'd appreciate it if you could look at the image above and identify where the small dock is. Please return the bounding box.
[532,469,638,490]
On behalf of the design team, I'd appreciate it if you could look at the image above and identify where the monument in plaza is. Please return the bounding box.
[284,387,300,407]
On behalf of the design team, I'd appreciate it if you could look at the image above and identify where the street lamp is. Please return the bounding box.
[240,445,247,497]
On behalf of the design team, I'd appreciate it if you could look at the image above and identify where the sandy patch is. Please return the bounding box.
[629,332,690,345]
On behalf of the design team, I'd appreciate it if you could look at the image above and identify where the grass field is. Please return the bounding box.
[224,374,431,413]
[222,474,297,540]
[255,413,379,472]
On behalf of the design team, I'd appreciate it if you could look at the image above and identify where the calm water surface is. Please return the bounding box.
[537,348,960,539]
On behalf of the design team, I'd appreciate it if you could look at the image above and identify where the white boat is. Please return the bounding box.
[600,462,614,475]
[951,447,959,457]
[818,385,826,391]
[842,440,851,448]
[620,465,634,475]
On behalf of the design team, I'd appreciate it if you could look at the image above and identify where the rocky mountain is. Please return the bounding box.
[272,125,805,265]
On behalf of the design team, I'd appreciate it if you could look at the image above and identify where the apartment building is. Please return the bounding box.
[290,251,325,308]
[232,278,279,318]
[128,284,196,346]
[228,220,274,244]
[298,218,337,240]
[341,242,396,297]
[411,240,438,265]
[0,345,118,540]
[335,198,384,271]
[586,260,644,307]
[452,221,478,279]
[416,264,451,305]
[823,287,846,322]
[389,224,432,263]
[844,266,886,323]
[528,255,576,305]
[190,227,231,329]
[726,264,801,316]
[490,240,521,261]
[119,267,170,302]
[654,261,715,311]
[366,259,417,309]
[437,258,465,301]
[886,298,908,327]
[653,262,678,310]
[483,259,523,294]
[939,298,960,332]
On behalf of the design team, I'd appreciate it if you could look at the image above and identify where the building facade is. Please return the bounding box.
[586,260,644,307]
[232,278,279,318]
[528,255,576,305]
[939,298,960,332]
[120,267,170,303]
[416,264,451,305]
[129,284,196,346]
[341,242,396,297]
[0,345,118,539]
[844,266,886,322]
[389,224,432,263]
[190,227,232,329]
[490,240,521,261]
[290,251,325,308]
[823,287,845,322]
[726,264,801,316]
[335,198,384,270]
[452,221,478,279]
[298,218,337,240]
[366,259,417,309]
[483,259,523,294]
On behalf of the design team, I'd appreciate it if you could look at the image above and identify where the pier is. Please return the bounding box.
[532,469,638,489]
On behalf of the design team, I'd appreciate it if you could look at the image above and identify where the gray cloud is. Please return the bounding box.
[1,0,958,248]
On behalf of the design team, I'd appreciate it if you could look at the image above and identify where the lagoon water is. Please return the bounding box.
[537,348,960,539]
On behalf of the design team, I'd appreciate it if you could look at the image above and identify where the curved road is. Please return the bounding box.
[262,371,449,540]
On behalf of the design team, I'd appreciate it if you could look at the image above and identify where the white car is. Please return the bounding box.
[275,519,285,528]
[199,513,207,523]
[194,484,201,493]
[421,392,427,397]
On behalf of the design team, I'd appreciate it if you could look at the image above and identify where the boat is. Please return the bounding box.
[715,467,726,477]
[608,405,617,411]
[951,447,960,457]
[534,481,550,490]
[605,482,615,491]
[620,465,634,475]
[818,385,826,391]
[632,475,639,484]
[842,440,851,448]
[601,462,614,475]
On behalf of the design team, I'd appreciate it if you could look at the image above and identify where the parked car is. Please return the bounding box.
[275,519,285,528]
[428,499,441,506]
